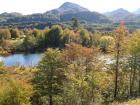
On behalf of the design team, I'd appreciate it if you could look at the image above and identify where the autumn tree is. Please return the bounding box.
[99,36,115,53]
[79,28,90,47]
[113,23,128,99]
[10,28,20,38]
[62,43,104,105]
[61,28,76,46]
[32,49,66,105]
[32,29,41,37]
[0,28,11,40]
[127,30,140,96]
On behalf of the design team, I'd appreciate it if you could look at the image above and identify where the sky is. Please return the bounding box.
[0,0,140,15]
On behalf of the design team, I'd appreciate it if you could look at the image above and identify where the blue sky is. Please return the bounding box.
[0,0,140,14]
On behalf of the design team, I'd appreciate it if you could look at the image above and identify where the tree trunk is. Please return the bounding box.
[130,56,137,97]
[49,68,53,105]
[130,68,136,97]
[49,94,53,105]
[138,81,140,96]
[114,43,120,99]
[130,67,133,96]
[138,69,140,96]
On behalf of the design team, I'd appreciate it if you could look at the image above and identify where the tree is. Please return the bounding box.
[32,29,41,37]
[63,43,96,63]
[127,30,140,96]
[89,32,101,47]
[0,28,11,40]
[99,36,115,53]
[79,29,90,47]
[61,28,76,46]
[72,18,80,30]
[0,37,11,50]
[37,32,45,49]
[46,25,63,47]
[10,28,20,39]
[32,49,66,105]
[62,43,104,105]
[113,23,128,99]
[22,35,37,52]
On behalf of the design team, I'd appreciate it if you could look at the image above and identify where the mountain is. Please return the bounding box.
[134,8,140,14]
[61,11,111,23]
[0,12,23,22]
[1,2,111,24]
[2,3,140,26]
[104,8,135,22]
[0,12,22,17]
[46,2,89,15]
[44,2,111,23]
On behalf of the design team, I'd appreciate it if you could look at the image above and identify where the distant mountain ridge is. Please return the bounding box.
[61,11,111,23]
[46,2,89,15]
[104,8,136,22]
[1,2,140,24]
[0,2,111,24]
[0,12,22,17]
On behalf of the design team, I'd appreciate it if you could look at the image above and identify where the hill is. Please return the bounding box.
[46,2,89,15]
[0,12,22,17]
[104,8,135,22]
[0,12,22,22]
[0,2,111,24]
[61,11,111,23]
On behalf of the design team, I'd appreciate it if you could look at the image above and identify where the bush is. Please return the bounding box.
[0,79,32,105]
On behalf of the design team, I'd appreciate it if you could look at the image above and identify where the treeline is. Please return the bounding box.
[0,19,114,54]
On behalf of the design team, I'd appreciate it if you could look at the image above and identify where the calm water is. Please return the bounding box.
[0,53,43,67]
[0,53,114,67]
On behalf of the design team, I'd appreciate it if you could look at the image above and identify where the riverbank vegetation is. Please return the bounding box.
[0,19,114,54]
[1,20,140,105]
